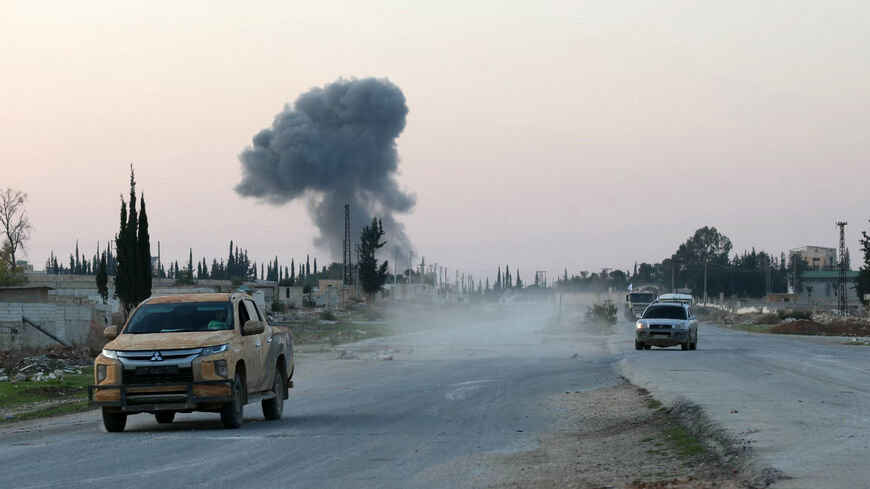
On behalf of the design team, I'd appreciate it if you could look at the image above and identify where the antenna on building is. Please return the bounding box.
[836,221,848,316]
[343,204,352,286]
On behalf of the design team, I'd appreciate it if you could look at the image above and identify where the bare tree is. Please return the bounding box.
[0,188,33,267]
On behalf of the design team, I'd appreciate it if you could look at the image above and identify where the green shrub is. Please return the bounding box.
[586,300,617,325]
[752,313,780,325]
[778,310,812,320]
[271,301,286,313]
[319,310,336,321]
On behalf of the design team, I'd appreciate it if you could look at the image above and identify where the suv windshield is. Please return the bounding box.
[124,302,234,334]
[629,293,656,303]
[642,305,687,320]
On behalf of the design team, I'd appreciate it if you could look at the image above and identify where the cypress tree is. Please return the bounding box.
[96,251,109,304]
[137,194,151,301]
[125,169,139,310]
[306,254,310,278]
[114,197,128,307]
[227,241,235,277]
[291,259,295,280]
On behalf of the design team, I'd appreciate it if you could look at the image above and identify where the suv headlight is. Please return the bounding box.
[675,322,688,329]
[636,321,644,330]
[200,344,229,356]
[102,349,119,359]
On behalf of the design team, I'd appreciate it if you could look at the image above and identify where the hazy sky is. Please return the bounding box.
[2,0,868,281]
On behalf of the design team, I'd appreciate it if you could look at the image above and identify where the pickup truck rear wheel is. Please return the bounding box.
[262,367,285,421]
[102,408,127,432]
[155,412,175,424]
[220,374,245,429]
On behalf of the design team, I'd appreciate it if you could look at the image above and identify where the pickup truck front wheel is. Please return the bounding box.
[102,408,127,432]
[221,374,245,429]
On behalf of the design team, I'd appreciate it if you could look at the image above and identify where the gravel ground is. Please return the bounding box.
[456,383,745,489]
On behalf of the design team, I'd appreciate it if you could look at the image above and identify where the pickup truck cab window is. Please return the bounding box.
[237,299,251,329]
[125,302,234,333]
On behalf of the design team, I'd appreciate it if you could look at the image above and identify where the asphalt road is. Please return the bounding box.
[616,320,870,489]
[2,306,869,488]
[0,306,619,489]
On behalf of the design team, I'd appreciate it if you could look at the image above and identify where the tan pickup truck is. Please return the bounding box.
[89,293,294,432]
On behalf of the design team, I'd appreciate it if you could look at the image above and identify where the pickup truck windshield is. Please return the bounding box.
[125,302,234,334]
[642,305,687,320]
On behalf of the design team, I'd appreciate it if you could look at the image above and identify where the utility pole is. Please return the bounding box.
[703,262,708,304]
[837,221,848,316]
[393,246,398,302]
[408,251,413,302]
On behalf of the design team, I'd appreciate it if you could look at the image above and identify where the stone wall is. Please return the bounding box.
[0,302,92,350]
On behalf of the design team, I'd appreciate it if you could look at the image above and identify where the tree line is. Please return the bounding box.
[555,226,822,299]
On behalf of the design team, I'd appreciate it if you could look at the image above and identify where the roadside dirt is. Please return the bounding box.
[769,319,870,336]
[476,383,747,489]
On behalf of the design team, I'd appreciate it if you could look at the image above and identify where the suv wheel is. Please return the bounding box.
[221,373,245,429]
[690,334,698,350]
[262,367,285,421]
[635,341,643,351]
[155,411,175,424]
[102,408,127,432]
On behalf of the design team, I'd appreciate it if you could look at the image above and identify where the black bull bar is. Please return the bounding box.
[89,379,234,412]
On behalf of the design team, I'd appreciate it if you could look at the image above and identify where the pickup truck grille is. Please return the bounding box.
[123,367,194,385]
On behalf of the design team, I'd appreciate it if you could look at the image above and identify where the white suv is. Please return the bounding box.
[635,303,698,351]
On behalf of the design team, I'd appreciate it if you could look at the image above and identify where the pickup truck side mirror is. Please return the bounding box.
[243,319,265,336]
[104,325,119,340]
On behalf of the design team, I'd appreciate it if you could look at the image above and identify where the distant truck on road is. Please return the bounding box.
[90,293,294,432]
[624,287,659,321]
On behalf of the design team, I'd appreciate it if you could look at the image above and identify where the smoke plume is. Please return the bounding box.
[235,77,415,258]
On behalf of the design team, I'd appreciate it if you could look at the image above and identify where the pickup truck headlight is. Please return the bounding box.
[636,322,644,330]
[102,349,119,359]
[200,344,229,356]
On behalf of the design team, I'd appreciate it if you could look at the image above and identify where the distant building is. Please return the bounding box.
[0,285,54,303]
[798,270,859,304]
[318,279,343,291]
[790,246,837,271]
[15,260,34,272]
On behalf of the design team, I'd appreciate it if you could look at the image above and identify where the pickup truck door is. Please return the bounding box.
[237,300,265,392]
[243,299,270,391]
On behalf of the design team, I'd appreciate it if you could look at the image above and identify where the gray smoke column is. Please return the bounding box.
[235,77,415,258]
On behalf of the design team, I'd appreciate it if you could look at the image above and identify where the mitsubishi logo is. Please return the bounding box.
[150,351,164,362]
